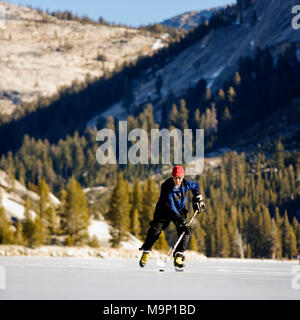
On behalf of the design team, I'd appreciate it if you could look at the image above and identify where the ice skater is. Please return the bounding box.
[139,165,205,270]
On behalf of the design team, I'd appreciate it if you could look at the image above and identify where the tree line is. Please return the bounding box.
[0,105,162,193]
[0,102,219,193]
[1,139,299,258]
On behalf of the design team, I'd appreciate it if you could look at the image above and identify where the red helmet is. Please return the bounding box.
[172,165,184,177]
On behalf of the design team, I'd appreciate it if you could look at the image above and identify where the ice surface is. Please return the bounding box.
[0,257,299,300]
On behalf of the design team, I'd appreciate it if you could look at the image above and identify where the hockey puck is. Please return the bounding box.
[159,269,165,272]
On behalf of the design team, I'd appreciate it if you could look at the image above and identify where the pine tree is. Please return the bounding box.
[130,209,141,239]
[168,103,178,128]
[72,135,85,179]
[127,115,138,132]
[46,205,59,243]
[22,197,39,247]
[273,140,285,171]
[247,243,252,258]
[216,209,230,257]
[221,107,232,121]
[293,218,300,253]
[208,233,215,257]
[227,86,236,103]
[0,207,13,244]
[282,211,297,259]
[60,177,90,245]
[107,172,131,247]
[130,179,143,238]
[140,177,158,237]
[0,190,13,244]
[246,209,259,257]
[37,179,58,244]
[261,206,273,258]
[218,89,225,101]
[195,219,207,255]
[106,116,115,131]
[138,104,157,132]
[193,109,202,129]
[32,216,44,247]
[177,99,189,129]
[6,151,16,192]
[275,207,283,237]
[271,218,282,259]
[204,103,218,136]
[65,235,73,246]
[14,221,24,245]
[205,88,212,102]
[228,206,238,257]
[234,72,241,87]
[204,213,215,257]
[220,225,230,257]
[37,179,50,232]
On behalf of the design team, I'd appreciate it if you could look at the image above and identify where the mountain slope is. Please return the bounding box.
[0,1,170,115]
[88,0,299,123]
[161,6,227,29]
[1,1,298,155]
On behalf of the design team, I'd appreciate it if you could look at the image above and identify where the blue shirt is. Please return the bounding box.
[155,177,200,217]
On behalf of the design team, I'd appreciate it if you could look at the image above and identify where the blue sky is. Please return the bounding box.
[6,0,235,27]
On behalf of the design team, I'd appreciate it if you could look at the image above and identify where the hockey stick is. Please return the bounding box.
[157,206,205,271]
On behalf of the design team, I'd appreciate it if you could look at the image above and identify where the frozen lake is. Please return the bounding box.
[0,257,299,300]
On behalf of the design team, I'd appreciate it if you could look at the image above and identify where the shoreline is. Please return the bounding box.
[0,245,298,263]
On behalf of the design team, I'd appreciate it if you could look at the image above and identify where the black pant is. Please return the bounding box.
[141,210,190,254]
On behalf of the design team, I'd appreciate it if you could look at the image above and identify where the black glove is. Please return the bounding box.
[192,195,206,212]
[177,222,191,235]
[173,214,191,234]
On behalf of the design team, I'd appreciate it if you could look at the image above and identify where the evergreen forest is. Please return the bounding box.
[0,2,299,259]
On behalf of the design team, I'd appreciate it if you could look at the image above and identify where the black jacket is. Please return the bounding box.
[154,177,200,218]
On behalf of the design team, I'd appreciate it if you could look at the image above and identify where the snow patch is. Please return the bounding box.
[88,220,142,250]
[207,79,215,88]
[0,169,59,222]
[1,190,26,220]
[151,39,164,51]
[161,33,169,40]
[211,67,224,79]
[88,220,111,248]
[84,186,107,194]
[120,233,142,250]
[49,193,60,207]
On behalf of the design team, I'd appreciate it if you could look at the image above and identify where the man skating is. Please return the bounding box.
[139,165,205,270]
